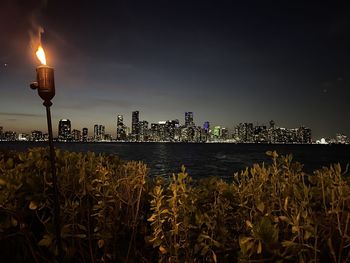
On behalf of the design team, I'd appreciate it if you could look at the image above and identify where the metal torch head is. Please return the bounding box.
[30,66,55,102]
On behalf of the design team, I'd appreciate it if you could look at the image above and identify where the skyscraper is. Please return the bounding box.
[94,124,99,141]
[185,112,194,127]
[82,128,88,142]
[0,126,3,140]
[166,119,179,141]
[235,123,254,143]
[132,111,140,141]
[99,125,105,140]
[94,124,105,141]
[116,115,126,141]
[203,121,210,133]
[31,130,43,141]
[72,129,81,142]
[213,126,221,139]
[58,119,71,141]
[139,120,149,142]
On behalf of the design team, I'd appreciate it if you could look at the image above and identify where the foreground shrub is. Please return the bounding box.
[0,148,149,262]
[0,148,349,262]
[234,151,350,263]
[147,167,238,262]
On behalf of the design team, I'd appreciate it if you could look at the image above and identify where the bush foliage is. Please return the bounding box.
[0,148,349,262]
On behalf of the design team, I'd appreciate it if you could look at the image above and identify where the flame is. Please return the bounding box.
[36,46,47,65]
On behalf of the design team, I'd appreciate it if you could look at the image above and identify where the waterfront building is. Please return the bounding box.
[185,112,194,127]
[43,133,49,141]
[72,129,81,142]
[150,123,160,141]
[235,123,254,142]
[131,111,140,141]
[336,133,347,144]
[194,126,203,142]
[297,126,312,144]
[31,130,43,141]
[4,131,16,141]
[93,124,105,141]
[158,121,167,141]
[116,115,126,141]
[18,133,29,141]
[99,125,105,141]
[165,120,179,141]
[254,125,268,143]
[0,126,3,140]
[213,126,221,139]
[94,125,99,141]
[58,119,71,142]
[82,128,88,142]
[104,134,112,141]
[139,120,149,142]
[203,122,210,133]
[221,127,229,140]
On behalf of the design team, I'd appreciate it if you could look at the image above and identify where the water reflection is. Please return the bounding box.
[1,142,349,180]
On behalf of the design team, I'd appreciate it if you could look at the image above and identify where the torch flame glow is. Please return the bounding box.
[36,46,47,65]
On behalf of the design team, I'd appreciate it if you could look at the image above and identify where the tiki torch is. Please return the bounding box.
[30,45,63,259]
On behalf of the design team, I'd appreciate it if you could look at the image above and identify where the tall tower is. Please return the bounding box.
[132,111,140,141]
[99,125,105,141]
[139,120,149,142]
[203,121,210,133]
[58,119,71,141]
[94,124,99,141]
[116,114,126,141]
[82,128,88,142]
[185,112,194,127]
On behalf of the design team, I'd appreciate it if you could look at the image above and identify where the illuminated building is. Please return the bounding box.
[234,123,254,142]
[104,134,112,141]
[254,125,267,143]
[139,120,149,141]
[58,119,71,141]
[131,111,140,141]
[213,126,221,139]
[150,123,160,141]
[94,125,99,141]
[18,133,29,141]
[82,128,88,142]
[165,120,179,141]
[221,127,228,140]
[72,129,81,142]
[203,122,210,133]
[31,130,43,141]
[185,112,194,127]
[116,114,126,141]
[336,133,347,144]
[4,131,16,141]
[297,126,312,144]
[94,124,105,141]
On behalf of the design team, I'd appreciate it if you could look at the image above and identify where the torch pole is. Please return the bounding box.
[43,100,63,260]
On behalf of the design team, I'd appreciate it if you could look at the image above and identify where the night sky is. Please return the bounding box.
[0,0,350,138]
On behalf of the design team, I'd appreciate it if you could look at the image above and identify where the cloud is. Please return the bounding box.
[0,112,42,117]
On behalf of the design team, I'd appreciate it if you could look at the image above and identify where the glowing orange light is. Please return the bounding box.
[36,46,47,65]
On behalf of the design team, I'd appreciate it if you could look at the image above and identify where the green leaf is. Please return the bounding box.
[257,202,265,213]
[38,234,53,247]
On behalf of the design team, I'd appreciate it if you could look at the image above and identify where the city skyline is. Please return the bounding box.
[1,1,350,138]
[2,109,349,144]
[1,109,345,142]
